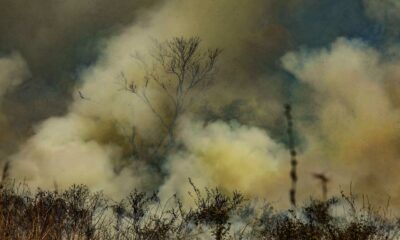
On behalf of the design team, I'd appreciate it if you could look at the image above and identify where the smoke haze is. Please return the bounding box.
[1,0,400,209]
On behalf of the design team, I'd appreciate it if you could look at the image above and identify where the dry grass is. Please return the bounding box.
[0,181,399,240]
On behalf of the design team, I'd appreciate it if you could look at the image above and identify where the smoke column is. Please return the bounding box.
[1,0,400,209]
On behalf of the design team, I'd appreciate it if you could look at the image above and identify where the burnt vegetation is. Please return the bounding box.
[0,181,399,240]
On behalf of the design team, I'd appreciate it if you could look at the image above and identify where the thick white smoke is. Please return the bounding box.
[159,118,287,204]
[8,0,288,202]
[8,0,400,211]
[282,38,400,205]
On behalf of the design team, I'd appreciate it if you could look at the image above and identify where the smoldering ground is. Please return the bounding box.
[1,0,400,210]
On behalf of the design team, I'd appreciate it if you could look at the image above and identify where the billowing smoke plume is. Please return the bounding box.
[4,0,400,210]
[159,118,287,203]
[0,0,163,152]
[8,0,289,202]
[282,38,400,205]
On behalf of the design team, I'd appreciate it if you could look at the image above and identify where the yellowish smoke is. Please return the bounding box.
[283,38,400,206]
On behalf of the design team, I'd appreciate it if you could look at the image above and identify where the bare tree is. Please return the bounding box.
[124,36,221,153]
